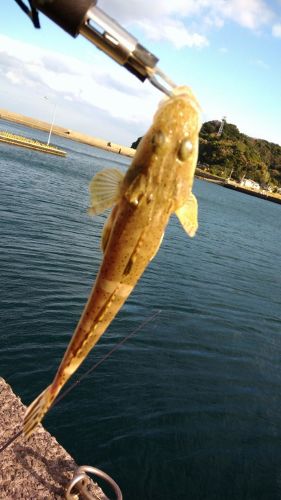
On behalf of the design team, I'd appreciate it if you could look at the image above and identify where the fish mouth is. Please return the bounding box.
[152,87,201,136]
[155,85,201,115]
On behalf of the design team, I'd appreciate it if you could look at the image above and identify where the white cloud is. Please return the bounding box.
[98,0,207,48]
[272,23,281,37]
[203,13,225,29]
[6,70,22,85]
[217,0,273,29]
[98,0,200,23]
[98,0,275,46]
[0,34,159,127]
[252,58,270,69]
[134,18,208,48]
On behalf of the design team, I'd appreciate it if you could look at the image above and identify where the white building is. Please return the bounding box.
[240,178,260,190]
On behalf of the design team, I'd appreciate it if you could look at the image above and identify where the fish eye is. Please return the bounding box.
[151,131,166,150]
[178,139,193,161]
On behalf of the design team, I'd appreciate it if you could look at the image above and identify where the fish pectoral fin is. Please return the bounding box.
[88,168,124,216]
[175,193,198,237]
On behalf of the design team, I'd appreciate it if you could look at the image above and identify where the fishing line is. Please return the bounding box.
[54,309,161,406]
[0,309,161,454]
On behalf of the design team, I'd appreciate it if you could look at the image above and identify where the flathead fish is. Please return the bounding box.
[23,86,201,436]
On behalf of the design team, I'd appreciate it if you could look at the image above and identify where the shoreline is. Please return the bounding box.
[1,108,280,205]
[0,108,135,158]
[196,169,281,205]
[221,181,281,205]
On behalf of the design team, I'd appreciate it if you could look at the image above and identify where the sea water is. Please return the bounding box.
[0,122,281,499]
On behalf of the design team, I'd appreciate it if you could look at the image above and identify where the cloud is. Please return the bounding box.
[134,18,208,48]
[98,0,275,47]
[98,0,208,49]
[251,58,270,70]
[272,23,281,37]
[6,71,22,85]
[98,0,200,23]
[217,0,273,30]
[0,34,160,128]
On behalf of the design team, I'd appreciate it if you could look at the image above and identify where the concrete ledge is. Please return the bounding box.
[0,132,66,156]
[0,378,106,499]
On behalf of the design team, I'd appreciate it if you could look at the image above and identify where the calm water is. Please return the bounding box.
[1,122,281,500]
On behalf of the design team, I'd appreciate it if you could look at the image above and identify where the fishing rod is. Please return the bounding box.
[13,0,176,96]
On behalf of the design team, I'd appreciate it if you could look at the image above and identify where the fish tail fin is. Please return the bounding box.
[23,385,54,437]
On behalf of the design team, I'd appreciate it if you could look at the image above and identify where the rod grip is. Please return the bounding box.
[32,0,96,37]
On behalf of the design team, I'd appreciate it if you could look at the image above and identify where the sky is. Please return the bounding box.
[0,0,281,146]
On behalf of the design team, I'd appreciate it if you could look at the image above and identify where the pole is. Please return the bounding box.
[47,103,57,146]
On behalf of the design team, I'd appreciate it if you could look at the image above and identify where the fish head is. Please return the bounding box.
[123,86,201,212]
[152,85,201,177]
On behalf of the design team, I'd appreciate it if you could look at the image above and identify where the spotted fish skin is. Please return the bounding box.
[23,86,201,437]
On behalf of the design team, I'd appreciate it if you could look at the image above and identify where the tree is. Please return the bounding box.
[131,120,281,187]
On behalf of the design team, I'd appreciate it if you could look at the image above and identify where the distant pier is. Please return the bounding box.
[0,131,66,157]
[0,378,106,499]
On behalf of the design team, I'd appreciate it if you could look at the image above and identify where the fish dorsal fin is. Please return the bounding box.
[88,168,124,215]
[175,193,198,237]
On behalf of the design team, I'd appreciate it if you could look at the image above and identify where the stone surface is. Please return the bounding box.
[0,378,107,499]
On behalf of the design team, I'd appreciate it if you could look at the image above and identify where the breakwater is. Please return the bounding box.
[0,108,135,158]
[0,131,66,156]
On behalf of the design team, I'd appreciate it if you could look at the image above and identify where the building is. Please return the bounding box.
[240,178,260,190]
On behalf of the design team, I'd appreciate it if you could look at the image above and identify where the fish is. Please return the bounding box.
[23,85,201,437]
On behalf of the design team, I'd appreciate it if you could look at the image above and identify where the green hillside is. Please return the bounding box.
[199,121,281,187]
[131,121,281,188]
